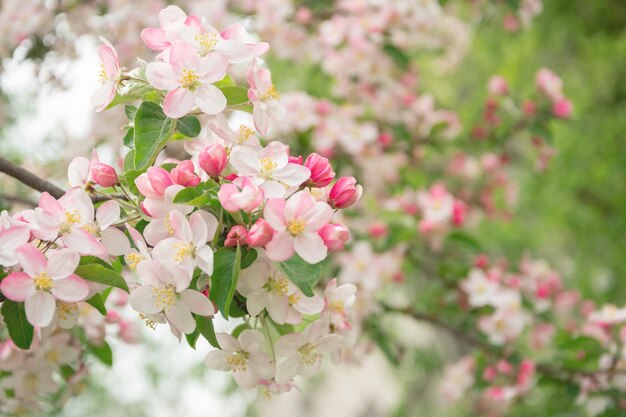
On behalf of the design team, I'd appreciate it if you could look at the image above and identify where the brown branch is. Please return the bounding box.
[0,194,37,207]
[0,157,127,203]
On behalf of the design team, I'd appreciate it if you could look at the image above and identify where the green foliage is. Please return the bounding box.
[132,101,175,170]
[176,115,201,138]
[278,254,323,297]
[75,262,129,293]
[88,341,113,366]
[1,300,33,350]
[196,315,220,348]
[85,293,107,315]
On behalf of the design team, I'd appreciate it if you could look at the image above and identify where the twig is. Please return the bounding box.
[0,194,37,206]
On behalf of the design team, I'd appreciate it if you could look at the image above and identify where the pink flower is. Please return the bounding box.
[552,98,572,119]
[91,163,118,187]
[199,144,228,178]
[91,38,122,112]
[487,75,508,96]
[0,225,30,267]
[328,177,362,209]
[146,40,228,118]
[263,190,333,263]
[1,245,89,327]
[246,219,274,247]
[304,153,335,187]
[246,60,285,135]
[318,223,349,252]
[218,176,264,213]
[224,225,248,247]
[135,167,173,199]
[170,160,200,187]
[322,278,356,331]
[535,68,563,102]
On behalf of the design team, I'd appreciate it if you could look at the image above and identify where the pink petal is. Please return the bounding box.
[195,245,214,276]
[303,202,334,232]
[190,211,217,244]
[1,272,35,302]
[38,192,64,219]
[205,350,231,371]
[229,147,261,176]
[169,210,192,242]
[263,199,287,231]
[285,191,315,222]
[25,291,56,328]
[273,163,311,187]
[145,62,180,91]
[169,40,199,72]
[91,81,115,112]
[98,40,119,77]
[15,244,47,277]
[62,229,107,258]
[163,87,195,119]
[216,333,240,352]
[67,157,90,187]
[238,329,265,352]
[101,228,131,256]
[96,200,120,229]
[197,52,229,84]
[252,103,270,135]
[50,275,89,302]
[159,5,186,28]
[293,233,327,264]
[275,356,302,384]
[220,23,245,41]
[264,232,294,262]
[193,84,227,115]
[47,249,79,279]
[140,28,170,51]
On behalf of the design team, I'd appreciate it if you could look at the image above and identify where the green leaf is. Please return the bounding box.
[124,104,137,120]
[186,327,200,349]
[133,101,175,170]
[75,264,129,293]
[177,115,201,137]
[445,231,482,252]
[209,247,243,318]
[122,169,142,196]
[278,254,323,297]
[123,150,136,172]
[196,315,220,348]
[123,127,134,148]
[383,44,410,71]
[79,256,115,270]
[214,75,235,88]
[1,301,33,350]
[85,294,107,315]
[173,182,218,207]
[231,323,250,338]
[88,341,113,366]
[219,86,249,106]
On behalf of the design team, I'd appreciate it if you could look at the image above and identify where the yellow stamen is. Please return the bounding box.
[288,293,301,305]
[237,125,255,144]
[330,300,345,313]
[139,313,157,330]
[174,242,196,262]
[287,220,306,237]
[261,84,280,100]
[194,32,219,53]
[34,272,53,292]
[260,157,278,179]
[179,68,200,90]
[98,64,108,84]
[226,351,249,372]
[126,253,145,271]
[60,209,82,234]
[153,286,177,311]
[297,343,320,366]
[82,222,101,237]
[267,277,290,296]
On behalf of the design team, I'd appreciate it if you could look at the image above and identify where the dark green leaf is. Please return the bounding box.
[1,301,33,350]
[186,327,200,349]
[383,44,410,71]
[123,127,134,148]
[278,254,323,297]
[75,264,129,293]
[223,244,242,316]
[196,315,220,348]
[177,115,201,137]
[85,293,107,315]
[209,247,243,317]
[79,256,115,270]
[133,101,175,170]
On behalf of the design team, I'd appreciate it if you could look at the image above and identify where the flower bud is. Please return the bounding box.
[171,160,200,187]
[135,167,172,198]
[318,223,350,252]
[199,144,227,178]
[552,98,572,119]
[305,153,335,187]
[91,162,118,187]
[246,219,274,247]
[224,225,248,247]
[288,155,303,165]
[487,75,508,96]
[368,222,388,238]
[329,177,362,209]
[452,200,466,226]
[218,177,263,213]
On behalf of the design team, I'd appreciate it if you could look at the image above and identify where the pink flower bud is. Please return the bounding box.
[318,223,350,252]
[246,218,274,247]
[487,75,509,96]
[483,366,497,381]
[305,153,335,187]
[329,177,362,209]
[368,222,388,238]
[91,162,118,187]
[315,100,333,115]
[225,225,248,247]
[378,132,393,147]
[135,167,173,198]
[288,155,303,165]
[552,98,572,119]
[199,144,227,178]
[218,177,263,213]
[497,360,513,375]
[452,200,466,226]
[171,160,200,187]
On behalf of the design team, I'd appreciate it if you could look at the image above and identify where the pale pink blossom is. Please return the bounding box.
[92,37,122,112]
[246,218,274,247]
[322,278,356,331]
[217,176,264,213]
[1,245,89,327]
[146,40,228,118]
[246,59,286,134]
[0,224,30,267]
[205,330,274,389]
[461,268,500,308]
[263,191,334,263]
[318,223,350,252]
[199,144,228,177]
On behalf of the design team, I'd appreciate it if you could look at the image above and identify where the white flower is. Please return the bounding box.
[460,268,500,308]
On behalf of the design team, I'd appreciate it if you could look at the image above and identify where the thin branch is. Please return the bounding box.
[0,194,37,207]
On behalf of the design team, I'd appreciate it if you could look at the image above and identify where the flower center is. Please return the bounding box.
[98,64,108,84]
[60,210,82,234]
[34,272,53,292]
[267,277,290,296]
[194,32,219,54]
[45,350,60,364]
[261,84,280,101]
[82,222,101,237]
[330,300,345,313]
[297,343,320,366]
[260,157,278,179]
[153,285,177,311]
[237,125,255,144]
[57,302,76,321]
[126,253,145,271]
[179,68,200,90]
[164,216,175,236]
[226,351,249,372]
[174,242,196,262]
[288,293,301,305]
[287,220,306,237]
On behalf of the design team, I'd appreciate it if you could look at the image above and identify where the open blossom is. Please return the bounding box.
[92,38,122,112]
[129,260,214,334]
[589,304,626,326]
[67,150,99,189]
[141,5,268,63]
[229,142,310,199]
[208,115,261,148]
[274,320,343,384]
[218,176,264,213]
[151,210,217,275]
[247,59,286,134]
[322,278,357,331]
[263,190,334,264]
[461,268,500,307]
[205,330,274,389]
[146,40,228,118]
[535,68,564,102]
[0,224,30,267]
[237,254,324,324]
[1,245,89,327]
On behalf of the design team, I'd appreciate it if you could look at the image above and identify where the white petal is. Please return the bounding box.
[25,292,56,328]
[180,289,214,316]
[275,356,302,384]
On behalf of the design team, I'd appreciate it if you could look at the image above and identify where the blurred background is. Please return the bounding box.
[1,0,625,416]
